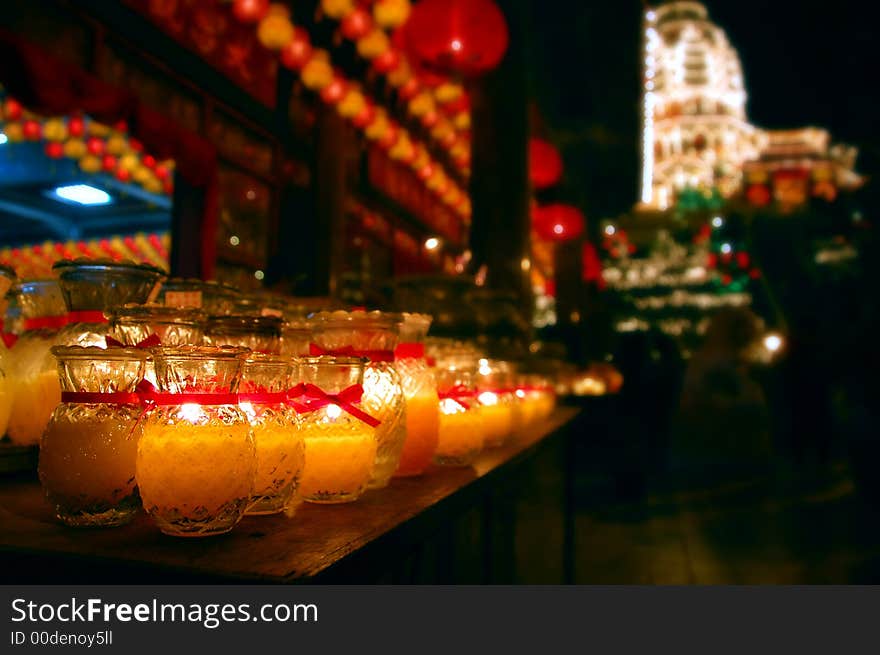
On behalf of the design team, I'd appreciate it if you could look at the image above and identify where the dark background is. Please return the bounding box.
[526,0,878,220]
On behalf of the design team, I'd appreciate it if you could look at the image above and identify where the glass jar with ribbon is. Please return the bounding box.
[109,304,207,387]
[293,356,380,504]
[203,315,283,355]
[308,311,406,489]
[238,354,304,516]
[4,279,67,446]
[393,313,439,477]
[435,356,485,466]
[137,346,255,537]
[38,345,149,526]
[475,359,518,448]
[53,259,166,348]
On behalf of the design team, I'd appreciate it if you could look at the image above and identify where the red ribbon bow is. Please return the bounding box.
[438,384,475,410]
[105,334,162,349]
[308,343,395,362]
[289,382,381,427]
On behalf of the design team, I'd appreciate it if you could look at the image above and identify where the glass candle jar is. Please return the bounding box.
[0,346,13,439]
[238,354,304,515]
[434,360,484,466]
[393,313,439,477]
[137,346,255,537]
[5,280,67,446]
[54,259,166,347]
[280,319,312,358]
[476,359,517,448]
[110,304,206,387]
[308,311,406,489]
[295,356,379,504]
[38,346,149,527]
[158,278,241,315]
[203,315,283,355]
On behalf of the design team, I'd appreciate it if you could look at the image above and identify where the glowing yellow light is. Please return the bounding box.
[763,333,783,353]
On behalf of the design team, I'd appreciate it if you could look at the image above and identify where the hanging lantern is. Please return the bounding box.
[356,29,390,59]
[529,138,563,190]
[257,4,295,51]
[373,0,411,28]
[42,119,67,142]
[398,78,421,101]
[337,89,366,118]
[232,0,270,23]
[22,120,42,140]
[63,139,87,159]
[116,169,132,183]
[78,155,102,174]
[301,53,334,90]
[3,98,23,121]
[2,122,24,142]
[320,76,348,104]
[102,155,118,172]
[372,49,401,74]
[533,204,585,242]
[86,136,105,156]
[321,0,354,19]
[44,142,64,159]
[341,8,373,40]
[353,102,377,129]
[403,0,509,78]
[280,28,312,70]
[105,134,127,155]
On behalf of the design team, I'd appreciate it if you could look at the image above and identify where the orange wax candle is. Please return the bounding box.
[298,419,377,503]
[137,421,255,536]
[39,414,142,526]
[395,391,440,476]
[434,400,484,466]
[8,369,61,446]
[248,422,305,515]
[477,391,513,447]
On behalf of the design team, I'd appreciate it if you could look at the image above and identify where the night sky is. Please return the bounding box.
[526,0,878,220]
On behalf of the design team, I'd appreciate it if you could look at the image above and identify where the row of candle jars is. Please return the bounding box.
[38,346,384,536]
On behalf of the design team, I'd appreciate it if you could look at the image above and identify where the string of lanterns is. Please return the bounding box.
[0,94,175,198]
[229,0,472,219]
[316,0,474,171]
[0,232,170,279]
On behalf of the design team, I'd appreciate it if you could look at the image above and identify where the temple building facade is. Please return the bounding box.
[639,1,862,211]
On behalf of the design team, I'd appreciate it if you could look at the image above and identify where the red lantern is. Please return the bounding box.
[707,253,718,268]
[341,8,373,40]
[398,78,421,101]
[102,155,117,172]
[372,49,401,74]
[116,169,132,183]
[67,116,85,137]
[142,154,157,169]
[86,136,104,155]
[379,124,400,150]
[3,98,22,121]
[22,120,41,140]
[421,111,439,128]
[745,184,771,207]
[232,0,270,23]
[736,252,750,269]
[154,165,170,181]
[353,103,377,129]
[320,77,347,104]
[403,0,509,78]
[44,142,64,159]
[529,138,563,190]
[280,28,312,70]
[129,138,144,153]
[533,204,585,242]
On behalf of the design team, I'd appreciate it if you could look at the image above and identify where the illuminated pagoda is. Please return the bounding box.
[638,1,863,211]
